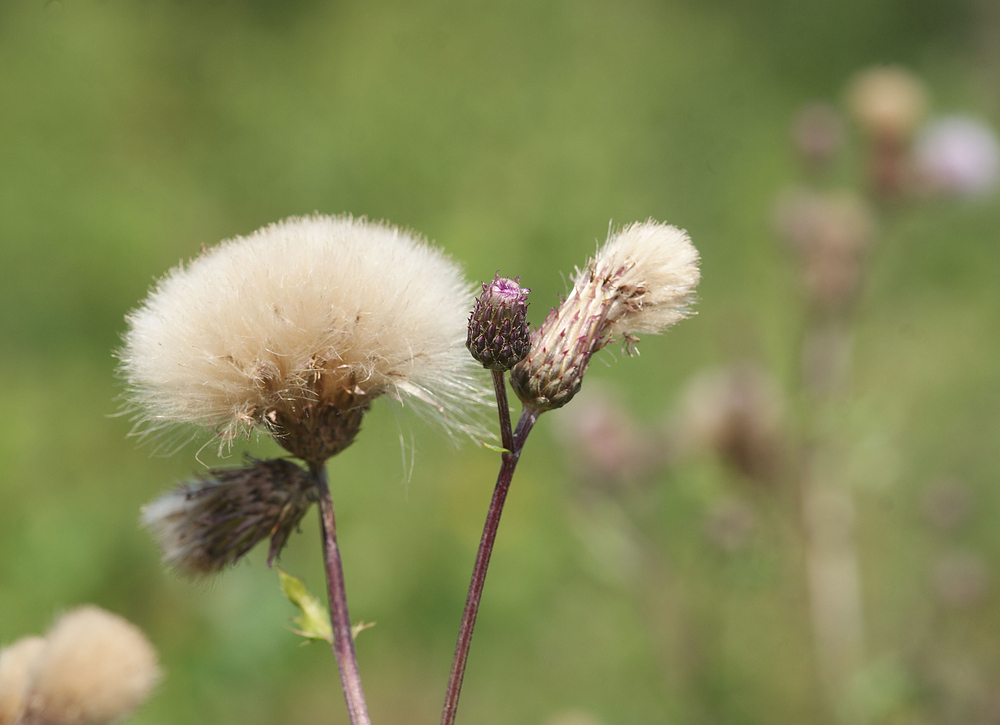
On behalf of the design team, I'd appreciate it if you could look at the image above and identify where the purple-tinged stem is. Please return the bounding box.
[312,463,372,725]
[440,406,540,725]
[492,369,515,454]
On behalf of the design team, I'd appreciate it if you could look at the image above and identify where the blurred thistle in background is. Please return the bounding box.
[0,606,160,725]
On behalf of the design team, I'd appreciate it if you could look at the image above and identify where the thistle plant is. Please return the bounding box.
[120,214,488,725]
[119,214,700,725]
[442,220,700,725]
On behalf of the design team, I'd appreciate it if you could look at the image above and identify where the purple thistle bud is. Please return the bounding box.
[466,274,530,372]
[141,458,316,577]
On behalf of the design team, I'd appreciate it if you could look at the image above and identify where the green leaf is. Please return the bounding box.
[278,567,332,644]
[478,440,511,454]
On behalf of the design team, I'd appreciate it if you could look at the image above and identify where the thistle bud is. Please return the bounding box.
[141,458,316,576]
[466,274,531,371]
[511,221,699,412]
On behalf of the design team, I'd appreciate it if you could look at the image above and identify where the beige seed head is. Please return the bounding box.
[846,65,928,140]
[23,606,160,725]
[119,214,488,461]
[511,220,700,412]
[0,637,46,725]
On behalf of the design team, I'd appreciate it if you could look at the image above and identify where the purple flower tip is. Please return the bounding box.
[467,274,531,371]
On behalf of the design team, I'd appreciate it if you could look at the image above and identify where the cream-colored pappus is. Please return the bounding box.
[0,606,160,725]
[511,220,700,412]
[120,214,488,462]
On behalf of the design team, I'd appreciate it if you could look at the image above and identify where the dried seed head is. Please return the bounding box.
[466,274,531,371]
[119,215,490,462]
[846,65,928,141]
[0,636,46,725]
[141,458,315,577]
[23,607,160,725]
[511,221,699,412]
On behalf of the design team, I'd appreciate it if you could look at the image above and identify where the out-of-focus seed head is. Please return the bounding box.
[846,65,929,141]
[792,102,844,172]
[0,637,46,725]
[669,363,787,484]
[932,551,990,610]
[511,221,699,412]
[23,607,160,725]
[141,458,316,577]
[466,274,531,371]
[846,66,929,196]
[774,188,876,312]
[921,478,974,533]
[551,382,662,487]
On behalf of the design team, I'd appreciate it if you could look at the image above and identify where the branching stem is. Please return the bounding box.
[440,404,540,725]
[492,369,515,454]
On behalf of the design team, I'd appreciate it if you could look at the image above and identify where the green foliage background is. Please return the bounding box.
[1,1,998,723]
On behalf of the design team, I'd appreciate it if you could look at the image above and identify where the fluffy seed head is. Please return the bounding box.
[466,274,531,371]
[846,65,928,140]
[141,458,315,576]
[119,214,487,461]
[511,220,699,412]
[0,637,46,725]
[23,607,160,725]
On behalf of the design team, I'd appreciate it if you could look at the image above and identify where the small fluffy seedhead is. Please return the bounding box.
[0,637,46,725]
[25,607,160,725]
[142,458,315,576]
[511,220,699,412]
[585,221,700,338]
[846,65,928,140]
[120,215,488,461]
[466,274,531,371]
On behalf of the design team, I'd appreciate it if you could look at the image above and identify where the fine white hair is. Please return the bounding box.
[119,214,488,448]
[584,220,701,339]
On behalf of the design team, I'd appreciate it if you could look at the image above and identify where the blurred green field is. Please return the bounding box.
[2,1,1000,723]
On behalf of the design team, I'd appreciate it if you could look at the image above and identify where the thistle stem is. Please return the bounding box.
[440,406,540,725]
[312,463,372,725]
[492,369,514,454]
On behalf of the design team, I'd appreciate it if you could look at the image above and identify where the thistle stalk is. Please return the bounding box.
[441,406,539,725]
[492,369,515,453]
[444,226,699,723]
[312,463,372,725]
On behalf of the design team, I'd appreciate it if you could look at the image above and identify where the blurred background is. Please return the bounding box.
[2,0,999,723]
